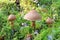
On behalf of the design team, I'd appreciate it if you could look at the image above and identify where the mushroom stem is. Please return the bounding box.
[48,24,52,27]
[32,21,35,30]
[0,36,4,40]
[15,0,20,11]
[10,21,14,29]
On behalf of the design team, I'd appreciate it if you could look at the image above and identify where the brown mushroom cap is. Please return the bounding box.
[27,34,32,38]
[24,10,41,21]
[8,14,16,21]
[46,17,53,24]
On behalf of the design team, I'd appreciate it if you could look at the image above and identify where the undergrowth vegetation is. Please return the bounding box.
[0,0,60,40]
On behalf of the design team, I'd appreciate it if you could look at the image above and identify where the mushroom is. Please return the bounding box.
[27,34,32,38]
[0,35,5,40]
[15,0,20,11]
[8,14,16,28]
[0,36,4,40]
[26,34,32,40]
[24,10,41,30]
[46,17,53,27]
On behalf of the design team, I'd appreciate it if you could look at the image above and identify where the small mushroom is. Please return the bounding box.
[46,17,53,24]
[46,17,53,27]
[15,0,20,11]
[26,34,32,40]
[8,14,16,28]
[0,36,5,40]
[24,10,41,30]
[8,14,16,21]
[27,34,32,38]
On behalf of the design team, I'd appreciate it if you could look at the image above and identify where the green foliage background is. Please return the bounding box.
[0,0,60,40]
